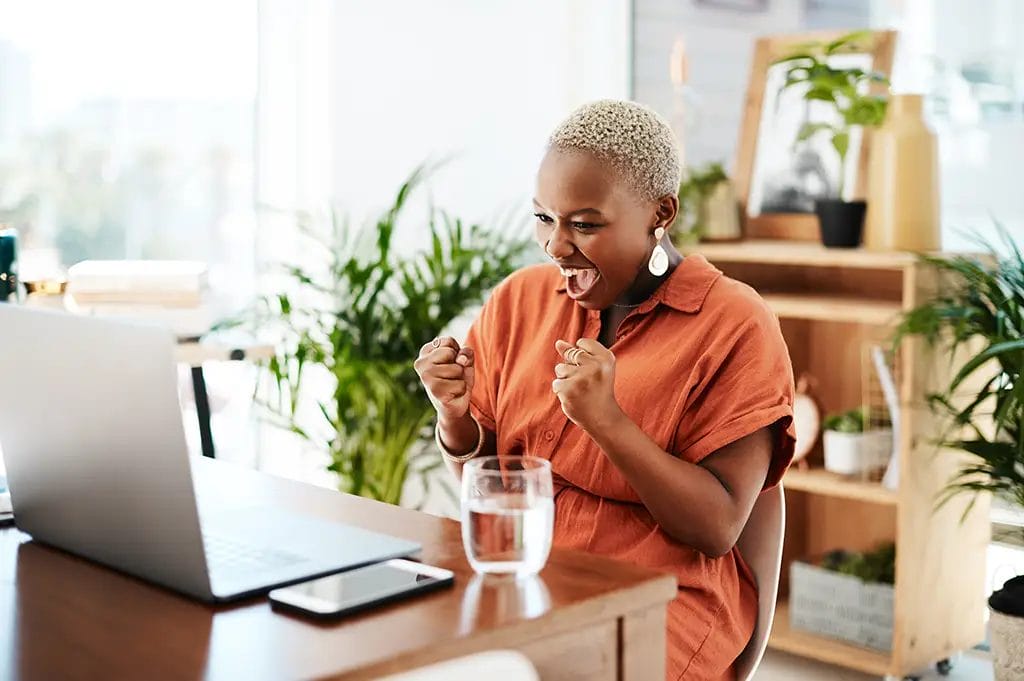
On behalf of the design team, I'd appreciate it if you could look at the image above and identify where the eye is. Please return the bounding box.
[571,222,600,232]
[533,213,553,224]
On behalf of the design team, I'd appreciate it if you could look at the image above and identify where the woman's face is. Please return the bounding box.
[533,149,674,311]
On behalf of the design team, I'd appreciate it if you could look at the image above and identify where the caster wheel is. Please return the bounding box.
[936,658,953,676]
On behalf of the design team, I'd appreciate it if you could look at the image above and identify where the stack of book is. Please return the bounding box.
[66,260,214,339]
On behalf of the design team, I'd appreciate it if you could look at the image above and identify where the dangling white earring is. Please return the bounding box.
[648,227,668,276]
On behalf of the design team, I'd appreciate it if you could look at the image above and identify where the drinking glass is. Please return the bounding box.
[461,456,554,577]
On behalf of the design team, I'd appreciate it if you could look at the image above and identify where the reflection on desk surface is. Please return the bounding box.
[459,574,552,636]
[8,539,213,680]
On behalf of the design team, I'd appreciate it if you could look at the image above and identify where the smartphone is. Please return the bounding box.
[268,559,454,619]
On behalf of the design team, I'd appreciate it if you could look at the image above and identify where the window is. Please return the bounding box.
[0,0,257,290]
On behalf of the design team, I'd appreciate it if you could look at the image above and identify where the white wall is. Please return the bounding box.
[632,0,803,169]
[631,0,875,170]
[329,0,631,242]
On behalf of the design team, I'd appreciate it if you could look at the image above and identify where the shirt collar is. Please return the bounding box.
[553,254,721,314]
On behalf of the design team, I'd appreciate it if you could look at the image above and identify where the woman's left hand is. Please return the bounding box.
[552,338,624,434]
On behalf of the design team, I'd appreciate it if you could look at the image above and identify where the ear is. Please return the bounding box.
[653,194,679,233]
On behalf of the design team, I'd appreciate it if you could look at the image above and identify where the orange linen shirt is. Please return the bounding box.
[463,255,795,681]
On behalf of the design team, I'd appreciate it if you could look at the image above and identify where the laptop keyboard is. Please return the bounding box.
[203,533,305,579]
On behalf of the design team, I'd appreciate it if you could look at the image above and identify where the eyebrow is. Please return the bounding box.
[531,200,604,218]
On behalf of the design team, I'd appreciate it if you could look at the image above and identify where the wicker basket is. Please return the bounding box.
[789,559,894,651]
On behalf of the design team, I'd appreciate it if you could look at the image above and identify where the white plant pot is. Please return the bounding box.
[823,429,892,476]
[990,608,1024,681]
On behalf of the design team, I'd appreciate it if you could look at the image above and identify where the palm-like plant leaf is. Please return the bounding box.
[233,166,531,504]
[895,223,1024,517]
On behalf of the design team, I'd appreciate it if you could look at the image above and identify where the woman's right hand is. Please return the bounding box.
[414,336,475,423]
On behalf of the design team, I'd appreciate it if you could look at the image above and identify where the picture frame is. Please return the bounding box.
[734,30,897,241]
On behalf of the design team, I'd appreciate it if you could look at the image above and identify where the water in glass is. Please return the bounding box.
[461,456,553,577]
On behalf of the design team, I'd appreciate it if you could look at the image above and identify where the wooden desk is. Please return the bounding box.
[0,459,676,680]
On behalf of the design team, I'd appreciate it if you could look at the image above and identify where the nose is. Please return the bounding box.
[543,223,575,260]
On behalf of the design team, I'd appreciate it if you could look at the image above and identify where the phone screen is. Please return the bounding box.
[270,559,453,615]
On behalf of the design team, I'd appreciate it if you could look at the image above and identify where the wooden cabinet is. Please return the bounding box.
[687,240,991,679]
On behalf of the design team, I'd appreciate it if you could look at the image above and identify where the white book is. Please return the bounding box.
[68,300,217,340]
[68,290,205,307]
[68,260,208,296]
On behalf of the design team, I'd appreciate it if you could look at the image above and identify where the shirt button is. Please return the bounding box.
[544,430,555,441]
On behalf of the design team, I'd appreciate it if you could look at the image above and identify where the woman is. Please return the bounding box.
[414,100,795,681]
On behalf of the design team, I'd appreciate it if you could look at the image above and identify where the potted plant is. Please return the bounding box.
[233,166,529,506]
[775,31,890,248]
[671,162,737,244]
[894,226,1023,680]
[822,406,892,476]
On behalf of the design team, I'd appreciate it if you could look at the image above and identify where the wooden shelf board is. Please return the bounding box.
[770,601,893,676]
[761,293,901,325]
[684,239,919,269]
[175,341,275,368]
[783,467,898,506]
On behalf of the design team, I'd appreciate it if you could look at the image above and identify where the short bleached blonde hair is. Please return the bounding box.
[546,99,682,202]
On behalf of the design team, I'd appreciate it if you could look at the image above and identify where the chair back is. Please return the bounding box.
[733,483,786,681]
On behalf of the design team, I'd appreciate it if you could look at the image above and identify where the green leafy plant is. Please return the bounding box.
[673,162,729,244]
[821,542,896,585]
[823,406,868,433]
[774,31,890,200]
[234,166,530,505]
[893,225,1023,515]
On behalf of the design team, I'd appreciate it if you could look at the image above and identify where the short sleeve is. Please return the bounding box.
[674,309,796,490]
[461,287,506,433]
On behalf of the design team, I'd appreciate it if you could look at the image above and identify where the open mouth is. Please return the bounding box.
[559,266,601,300]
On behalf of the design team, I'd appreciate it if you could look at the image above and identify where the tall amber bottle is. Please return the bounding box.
[864,94,941,251]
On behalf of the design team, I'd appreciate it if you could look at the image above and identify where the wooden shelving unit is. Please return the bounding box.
[761,293,902,325]
[770,601,893,676]
[782,467,898,506]
[684,240,991,680]
[691,239,918,269]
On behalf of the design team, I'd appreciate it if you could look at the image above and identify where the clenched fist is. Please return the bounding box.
[552,338,624,433]
[414,336,475,423]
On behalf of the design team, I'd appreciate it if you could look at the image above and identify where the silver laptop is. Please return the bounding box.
[0,305,419,602]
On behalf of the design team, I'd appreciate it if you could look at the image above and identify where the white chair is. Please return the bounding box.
[733,483,786,681]
[377,650,539,681]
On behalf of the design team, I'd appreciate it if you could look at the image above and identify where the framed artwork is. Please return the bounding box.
[734,30,897,241]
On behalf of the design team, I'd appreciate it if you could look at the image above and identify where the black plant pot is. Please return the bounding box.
[815,199,866,249]
[991,575,1024,617]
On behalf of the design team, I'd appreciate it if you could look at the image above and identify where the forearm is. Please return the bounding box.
[437,412,497,479]
[586,412,746,556]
